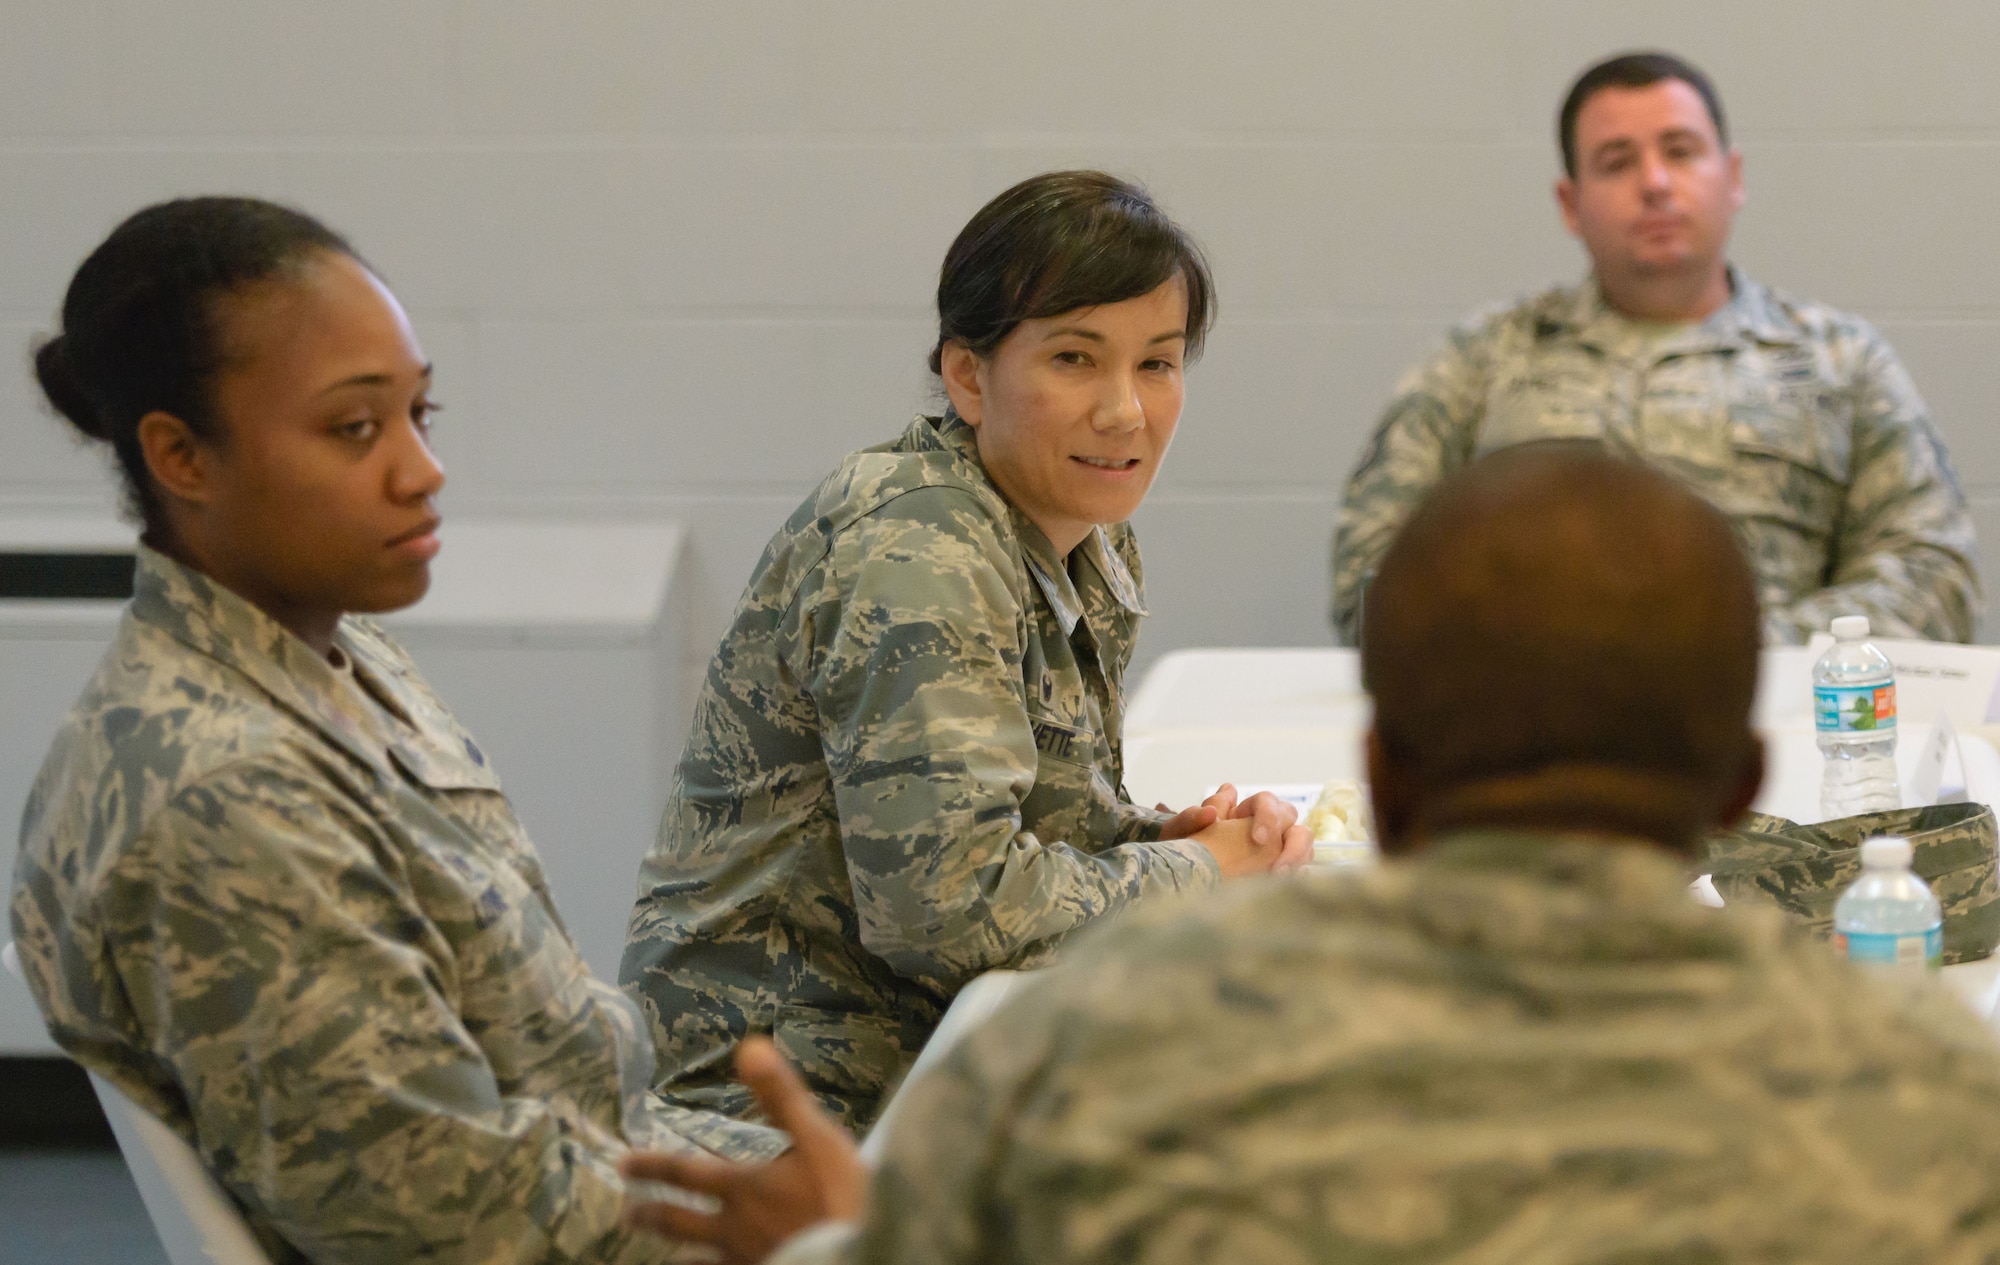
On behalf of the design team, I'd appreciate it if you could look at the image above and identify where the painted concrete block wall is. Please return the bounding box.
[3,0,1998,683]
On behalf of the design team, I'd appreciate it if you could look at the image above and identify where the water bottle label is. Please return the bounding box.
[1815,683,1897,733]
[1834,926,1941,969]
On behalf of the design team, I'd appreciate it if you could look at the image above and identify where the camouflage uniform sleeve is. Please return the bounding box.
[801,488,1218,989]
[1109,798,1174,845]
[103,755,697,1265]
[1330,322,1492,644]
[1765,324,1981,642]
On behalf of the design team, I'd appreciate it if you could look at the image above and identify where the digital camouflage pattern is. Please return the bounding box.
[10,548,784,1265]
[1706,803,2000,964]
[775,831,2000,1265]
[621,412,1218,1133]
[1332,270,1980,645]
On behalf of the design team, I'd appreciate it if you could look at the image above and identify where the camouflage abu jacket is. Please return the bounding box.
[10,548,781,1265]
[621,412,1219,1132]
[1331,269,1979,645]
[778,831,2000,1265]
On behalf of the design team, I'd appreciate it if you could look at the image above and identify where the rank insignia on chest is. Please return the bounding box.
[1765,347,1821,382]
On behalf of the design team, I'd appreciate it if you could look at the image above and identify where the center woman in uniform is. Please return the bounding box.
[622,171,1310,1131]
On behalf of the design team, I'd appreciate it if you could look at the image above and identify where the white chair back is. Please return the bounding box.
[87,1072,275,1265]
[860,969,1027,1165]
[3,941,273,1265]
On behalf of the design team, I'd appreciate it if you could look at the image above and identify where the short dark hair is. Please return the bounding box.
[1362,442,1760,800]
[1559,51,1729,178]
[32,197,356,529]
[930,170,1214,374]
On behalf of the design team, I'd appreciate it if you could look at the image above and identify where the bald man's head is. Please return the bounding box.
[1361,443,1762,853]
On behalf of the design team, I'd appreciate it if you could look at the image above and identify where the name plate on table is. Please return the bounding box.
[1805,634,2000,727]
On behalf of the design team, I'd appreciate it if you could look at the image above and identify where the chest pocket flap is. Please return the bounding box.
[1480,373,1610,454]
[388,739,505,793]
[1728,375,1849,482]
[1028,712,1095,769]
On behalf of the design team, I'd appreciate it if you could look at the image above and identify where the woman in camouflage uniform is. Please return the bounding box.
[9,198,777,1265]
[621,172,1313,1133]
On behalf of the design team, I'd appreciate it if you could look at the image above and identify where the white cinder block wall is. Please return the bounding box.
[5,0,1999,676]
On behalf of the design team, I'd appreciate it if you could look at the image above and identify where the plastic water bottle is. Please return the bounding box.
[1815,615,1900,818]
[1832,835,1941,974]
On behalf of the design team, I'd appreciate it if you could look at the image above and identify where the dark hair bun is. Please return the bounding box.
[35,197,355,525]
[32,336,108,442]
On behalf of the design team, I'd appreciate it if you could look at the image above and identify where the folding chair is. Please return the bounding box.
[3,941,272,1265]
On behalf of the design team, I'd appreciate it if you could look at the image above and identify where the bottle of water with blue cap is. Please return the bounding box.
[1833,835,1941,974]
[1815,614,1900,818]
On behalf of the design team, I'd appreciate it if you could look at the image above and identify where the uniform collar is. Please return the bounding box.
[913,410,1147,638]
[1389,829,1744,962]
[128,546,403,774]
[1416,828,1691,897]
[1722,272,1808,346]
[1561,265,1804,359]
[1082,529,1144,605]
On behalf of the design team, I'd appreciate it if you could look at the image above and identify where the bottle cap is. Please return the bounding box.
[1861,835,1913,869]
[1830,615,1871,641]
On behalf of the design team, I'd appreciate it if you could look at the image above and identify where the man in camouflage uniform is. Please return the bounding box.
[12,548,782,1265]
[625,445,2000,1264]
[1332,50,1978,645]
[621,410,1241,1134]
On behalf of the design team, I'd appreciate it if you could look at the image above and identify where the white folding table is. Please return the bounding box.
[1120,646,2000,1025]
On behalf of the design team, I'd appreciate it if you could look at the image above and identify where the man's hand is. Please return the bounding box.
[1160,783,1313,876]
[622,1038,868,1264]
